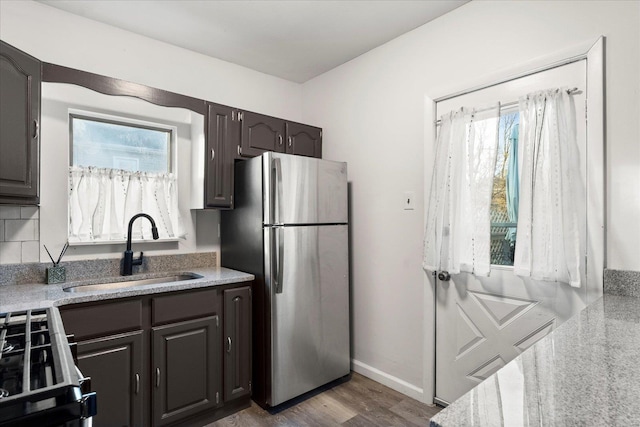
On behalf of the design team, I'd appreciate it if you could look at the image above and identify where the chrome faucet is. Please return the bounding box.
[122,213,159,276]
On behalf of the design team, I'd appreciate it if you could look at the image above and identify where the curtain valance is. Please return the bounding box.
[69,166,183,242]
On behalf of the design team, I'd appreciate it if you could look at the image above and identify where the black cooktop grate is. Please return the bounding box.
[0,308,77,408]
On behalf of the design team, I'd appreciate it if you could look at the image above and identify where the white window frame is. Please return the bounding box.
[67,108,180,245]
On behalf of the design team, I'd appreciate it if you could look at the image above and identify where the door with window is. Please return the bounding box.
[434,59,596,405]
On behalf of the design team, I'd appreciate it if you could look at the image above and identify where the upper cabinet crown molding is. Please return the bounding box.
[42,62,206,115]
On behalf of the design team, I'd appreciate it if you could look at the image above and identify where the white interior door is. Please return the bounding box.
[434,60,593,404]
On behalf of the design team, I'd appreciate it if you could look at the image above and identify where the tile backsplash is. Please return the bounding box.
[0,206,40,264]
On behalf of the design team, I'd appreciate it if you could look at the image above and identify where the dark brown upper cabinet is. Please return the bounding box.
[285,121,322,158]
[236,111,322,161]
[204,110,322,209]
[1,41,324,211]
[237,111,286,158]
[206,103,238,209]
[0,40,41,205]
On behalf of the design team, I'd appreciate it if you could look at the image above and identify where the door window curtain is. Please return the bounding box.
[505,123,519,243]
[69,166,183,242]
[514,88,582,287]
[423,105,500,276]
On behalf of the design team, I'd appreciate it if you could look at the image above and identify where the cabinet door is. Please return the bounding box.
[239,111,285,158]
[223,286,252,402]
[206,103,238,209]
[0,41,40,204]
[76,331,145,427]
[152,316,221,426]
[285,122,322,158]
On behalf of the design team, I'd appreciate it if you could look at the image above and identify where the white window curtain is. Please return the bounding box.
[514,88,582,287]
[423,105,500,276]
[69,166,183,242]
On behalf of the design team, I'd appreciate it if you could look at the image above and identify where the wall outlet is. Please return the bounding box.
[403,191,416,210]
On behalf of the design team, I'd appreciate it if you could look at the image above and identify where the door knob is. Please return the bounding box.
[438,271,451,281]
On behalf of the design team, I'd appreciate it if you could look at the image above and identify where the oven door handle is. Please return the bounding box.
[74,365,97,419]
[74,366,92,394]
[81,392,97,419]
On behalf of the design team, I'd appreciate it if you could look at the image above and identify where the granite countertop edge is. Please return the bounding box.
[0,267,254,312]
[429,287,640,426]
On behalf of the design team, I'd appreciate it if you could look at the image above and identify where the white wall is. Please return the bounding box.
[0,0,304,262]
[0,1,302,118]
[39,83,202,261]
[302,0,640,401]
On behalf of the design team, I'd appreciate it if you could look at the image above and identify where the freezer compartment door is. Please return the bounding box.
[263,152,348,225]
[265,224,350,406]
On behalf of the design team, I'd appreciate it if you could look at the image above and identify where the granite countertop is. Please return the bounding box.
[0,266,254,312]
[430,291,640,426]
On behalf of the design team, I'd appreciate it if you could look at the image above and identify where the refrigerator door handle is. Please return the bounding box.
[273,226,284,294]
[271,157,283,225]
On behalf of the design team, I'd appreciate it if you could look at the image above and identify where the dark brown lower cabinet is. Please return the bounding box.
[152,316,221,426]
[61,282,252,427]
[223,286,252,402]
[76,331,144,427]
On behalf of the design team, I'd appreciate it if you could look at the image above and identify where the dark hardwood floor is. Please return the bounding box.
[209,372,442,426]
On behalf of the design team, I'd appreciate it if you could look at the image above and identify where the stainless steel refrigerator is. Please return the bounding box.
[220,152,350,408]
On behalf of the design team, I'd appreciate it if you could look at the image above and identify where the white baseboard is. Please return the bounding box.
[351,359,426,403]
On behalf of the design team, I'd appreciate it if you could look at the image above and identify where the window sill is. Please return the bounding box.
[68,238,181,247]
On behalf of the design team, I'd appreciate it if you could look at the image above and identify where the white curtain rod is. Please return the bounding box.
[435,87,581,125]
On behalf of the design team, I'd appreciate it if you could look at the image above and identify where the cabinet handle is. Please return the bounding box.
[135,373,140,395]
[237,145,242,156]
[155,367,160,388]
[33,120,39,139]
[227,336,232,353]
[278,134,283,146]
[210,148,215,161]
[288,136,292,148]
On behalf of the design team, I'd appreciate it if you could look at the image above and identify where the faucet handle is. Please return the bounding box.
[133,251,144,266]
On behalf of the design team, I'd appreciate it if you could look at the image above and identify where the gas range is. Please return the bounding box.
[0,307,96,426]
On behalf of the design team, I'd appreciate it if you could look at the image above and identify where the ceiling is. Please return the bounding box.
[37,0,469,83]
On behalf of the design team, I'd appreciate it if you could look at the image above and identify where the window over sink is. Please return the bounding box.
[68,110,182,243]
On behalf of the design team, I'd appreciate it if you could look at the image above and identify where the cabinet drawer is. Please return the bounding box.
[152,288,220,326]
[61,299,143,340]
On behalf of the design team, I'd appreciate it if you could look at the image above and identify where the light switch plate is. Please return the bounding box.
[403,191,416,210]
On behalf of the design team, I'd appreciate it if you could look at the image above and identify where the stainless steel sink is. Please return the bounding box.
[63,273,203,293]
